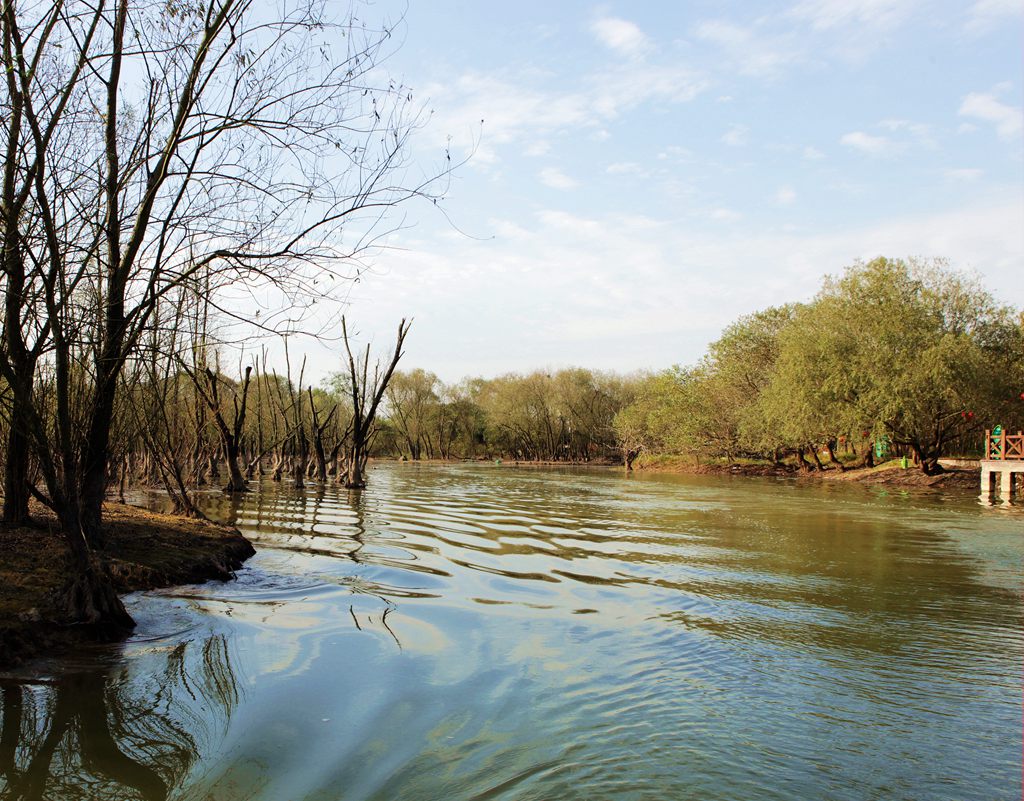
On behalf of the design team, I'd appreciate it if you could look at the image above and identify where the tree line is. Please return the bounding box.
[613,257,1024,474]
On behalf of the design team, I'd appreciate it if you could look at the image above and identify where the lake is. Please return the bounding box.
[1,464,1021,800]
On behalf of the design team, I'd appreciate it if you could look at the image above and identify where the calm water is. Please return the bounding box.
[1,464,1021,801]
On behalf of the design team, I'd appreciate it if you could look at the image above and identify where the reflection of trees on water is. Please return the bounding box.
[0,635,240,801]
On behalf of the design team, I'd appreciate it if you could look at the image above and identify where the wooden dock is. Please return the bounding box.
[980,429,1024,504]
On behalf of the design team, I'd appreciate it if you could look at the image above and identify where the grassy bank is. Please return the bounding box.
[0,503,255,668]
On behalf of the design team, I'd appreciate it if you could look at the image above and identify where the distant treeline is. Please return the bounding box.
[373,257,1024,474]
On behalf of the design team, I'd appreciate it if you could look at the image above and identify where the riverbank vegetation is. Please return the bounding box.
[613,258,1023,475]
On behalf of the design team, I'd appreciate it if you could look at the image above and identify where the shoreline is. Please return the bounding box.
[387,455,981,489]
[630,456,981,489]
[0,503,255,669]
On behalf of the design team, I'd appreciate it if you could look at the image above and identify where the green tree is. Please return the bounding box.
[765,257,1022,474]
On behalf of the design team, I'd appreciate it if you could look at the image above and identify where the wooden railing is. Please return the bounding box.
[985,429,1024,460]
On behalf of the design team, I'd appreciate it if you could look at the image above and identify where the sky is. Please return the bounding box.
[295,0,1023,383]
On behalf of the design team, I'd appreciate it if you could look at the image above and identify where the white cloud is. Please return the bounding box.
[606,161,647,176]
[694,20,797,78]
[967,0,1024,32]
[776,186,797,205]
[958,92,1023,141]
[422,65,705,155]
[722,124,748,146]
[803,146,825,160]
[840,131,895,156]
[590,15,651,57]
[328,195,1024,382]
[539,167,578,190]
[524,140,551,157]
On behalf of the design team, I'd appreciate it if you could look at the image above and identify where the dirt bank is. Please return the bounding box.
[632,455,979,488]
[0,503,255,669]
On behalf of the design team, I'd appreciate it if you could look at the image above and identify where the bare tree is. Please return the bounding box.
[0,0,451,627]
[340,317,409,489]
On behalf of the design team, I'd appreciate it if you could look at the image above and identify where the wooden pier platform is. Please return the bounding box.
[981,429,1024,504]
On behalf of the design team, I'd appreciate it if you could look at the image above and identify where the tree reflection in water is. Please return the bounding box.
[0,635,240,801]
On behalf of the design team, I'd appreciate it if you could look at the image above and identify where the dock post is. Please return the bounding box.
[980,465,993,501]
[999,469,1016,502]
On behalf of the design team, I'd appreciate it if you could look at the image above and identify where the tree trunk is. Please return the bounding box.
[825,440,846,472]
[343,437,366,489]
[57,507,134,631]
[223,442,248,493]
[80,380,118,549]
[2,418,31,526]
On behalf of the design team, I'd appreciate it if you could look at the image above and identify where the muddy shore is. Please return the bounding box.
[0,503,255,669]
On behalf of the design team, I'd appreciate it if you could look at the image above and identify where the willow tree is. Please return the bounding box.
[0,0,449,628]
[763,258,1023,474]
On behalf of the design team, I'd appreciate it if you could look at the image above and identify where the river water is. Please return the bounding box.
[1,464,1021,800]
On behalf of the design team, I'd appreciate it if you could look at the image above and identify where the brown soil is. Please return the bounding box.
[633,456,979,488]
[820,462,979,488]
[0,503,254,669]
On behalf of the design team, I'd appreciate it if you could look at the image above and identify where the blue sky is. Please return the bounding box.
[301,0,1023,381]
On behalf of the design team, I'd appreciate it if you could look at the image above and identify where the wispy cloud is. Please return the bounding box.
[350,195,1024,379]
[840,131,896,156]
[958,91,1023,141]
[422,64,706,155]
[721,124,748,147]
[788,0,920,31]
[539,167,578,190]
[944,168,983,181]
[606,161,649,177]
[966,0,1024,32]
[879,118,937,148]
[694,20,797,78]
[776,186,797,205]
[590,15,651,57]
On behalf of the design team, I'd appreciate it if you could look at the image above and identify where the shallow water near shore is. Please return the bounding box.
[1,464,1021,801]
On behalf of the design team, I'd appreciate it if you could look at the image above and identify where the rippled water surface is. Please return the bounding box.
[2,464,1022,800]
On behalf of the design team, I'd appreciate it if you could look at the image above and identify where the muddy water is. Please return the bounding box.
[1,465,1021,800]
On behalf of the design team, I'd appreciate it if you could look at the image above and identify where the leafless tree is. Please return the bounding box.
[0,0,452,627]
[339,317,409,489]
